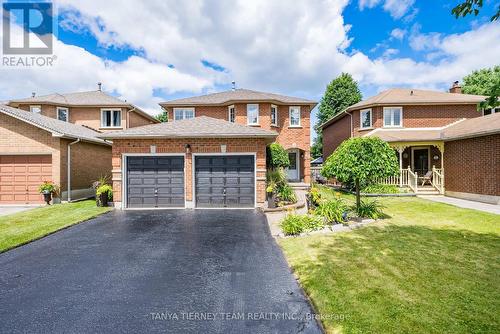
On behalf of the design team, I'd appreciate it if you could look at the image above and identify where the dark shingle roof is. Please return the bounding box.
[0,104,109,145]
[160,89,316,107]
[97,116,278,139]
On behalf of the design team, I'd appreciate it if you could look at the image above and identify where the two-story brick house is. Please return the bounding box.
[0,88,158,204]
[320,85,500,204]
[99,89,316,209]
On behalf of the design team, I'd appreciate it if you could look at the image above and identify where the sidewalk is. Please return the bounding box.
[421,196,500,215]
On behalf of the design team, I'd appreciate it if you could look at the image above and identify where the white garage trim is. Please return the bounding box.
[192,153,257,209]
[121,153,187,210]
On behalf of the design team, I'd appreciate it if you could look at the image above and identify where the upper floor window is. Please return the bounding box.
[360,109,372,129]
[289,106,301,127]
[247,104,259,125]
[483,107,499,116]
[383,107,402,127]
[101,109,122,128]
[30,105,41,114]
[57,107,69,122]
[228,105,235,123]
[271,105,278,126]
[173,107,195,121]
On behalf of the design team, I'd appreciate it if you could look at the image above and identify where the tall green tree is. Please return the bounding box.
[155,110,168,122]
[311,73,362,159]
[452,0,499,21]
[461,65,500,109]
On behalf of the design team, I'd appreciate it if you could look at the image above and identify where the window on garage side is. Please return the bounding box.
[173,108,195,121]
[30,105,41,114]
[101,109,122,128]
[57,107,69,122]
[360,109,372,129]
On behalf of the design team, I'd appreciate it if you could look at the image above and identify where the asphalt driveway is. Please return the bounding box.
[0,209,322,333]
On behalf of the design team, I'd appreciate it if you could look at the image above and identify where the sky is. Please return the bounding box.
[1,0,499,140]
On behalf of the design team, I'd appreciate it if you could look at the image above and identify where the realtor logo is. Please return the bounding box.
[2,2,53,55]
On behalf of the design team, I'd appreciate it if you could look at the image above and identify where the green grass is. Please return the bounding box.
[0,200,111,253]
[279,186,500,334]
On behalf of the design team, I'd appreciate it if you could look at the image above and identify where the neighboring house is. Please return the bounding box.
[320,84,499,204]
[8,87,158,131]
[1,87,159,204]
[0,105,111,204]
[99,89,316,209]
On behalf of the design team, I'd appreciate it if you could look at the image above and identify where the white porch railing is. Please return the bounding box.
[376,166,444,194]
[375,168,409,187]
[407,168,418,193]
[431,166,444,194]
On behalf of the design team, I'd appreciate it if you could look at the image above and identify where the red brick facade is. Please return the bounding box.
[164,103,311,182]
[444,134,500,198]
[111,138,268,208]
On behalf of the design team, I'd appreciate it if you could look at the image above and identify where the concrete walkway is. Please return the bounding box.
[422,196,500,215]
[0,206,39,217]
[265,190,308,237]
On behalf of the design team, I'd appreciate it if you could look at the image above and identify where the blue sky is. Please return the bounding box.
[1,0,499,139]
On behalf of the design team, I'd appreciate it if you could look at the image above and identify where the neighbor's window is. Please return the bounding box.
[57,107,69,122]
[101,109,122,127]
[383,107,402,127]
[228,105,235,123]
[360,109,372,129]
[30,105,41,114]
[483,107,498,116]
[289,106,301,127]
[173,108,195,121]
[271,105,278,126]
[247,104,259,125]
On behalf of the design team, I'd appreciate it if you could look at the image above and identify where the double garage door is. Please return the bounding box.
[126,155,255,208]
[0,155,52,204]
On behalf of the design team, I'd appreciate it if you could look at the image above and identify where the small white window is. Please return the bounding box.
[383,107,402,127]
[271,105,278,126]
[101,109,122,128]
[228,105,235,123]
[483,107,499,116]
[30,105,41,114]
[289,106,301,127]
[173,108,195,121]
[247,104,259,125]
[57,107,69,122]
[360,109,372,129]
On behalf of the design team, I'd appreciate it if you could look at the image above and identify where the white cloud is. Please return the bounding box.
[390,28,406,40]
[359,0,415,19]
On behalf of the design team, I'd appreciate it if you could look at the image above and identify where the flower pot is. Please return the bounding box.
[42,191,52,205]
[99,193,109,207]
[267,192,276,209]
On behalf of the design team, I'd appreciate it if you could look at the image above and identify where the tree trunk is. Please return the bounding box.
[355,179,360,210]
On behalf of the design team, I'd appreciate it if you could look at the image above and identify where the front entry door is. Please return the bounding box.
[286,151,299,181]
[412,148,429,175]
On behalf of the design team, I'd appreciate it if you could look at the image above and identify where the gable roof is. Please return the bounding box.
[97,116,278,140]
[160,89,316,107]
[441,112,500,140]
[0,104,110,145]
[8,90,159,123]
[320,88,487,129]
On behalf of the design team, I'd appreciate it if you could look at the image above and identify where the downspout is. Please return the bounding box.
[126,107,136,128]
[346,111,353,137]
[67,138,81,202]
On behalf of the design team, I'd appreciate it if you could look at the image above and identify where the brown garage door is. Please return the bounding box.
[0,155,52,204]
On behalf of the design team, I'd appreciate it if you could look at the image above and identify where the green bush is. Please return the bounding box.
[266,142,290,169]
[96,184,113,200]
[277,183,297,203]
[38,181,58,194]
[266,168,286,186]
[352,200,385,219]
[281,214,325,236]
[362,184,399,194]
[315,199,347,223]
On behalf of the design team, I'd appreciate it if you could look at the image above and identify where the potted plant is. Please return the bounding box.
[96,184,113,207]
[38,181,58,205]
[266,181,276,209]
[93,175,111,206]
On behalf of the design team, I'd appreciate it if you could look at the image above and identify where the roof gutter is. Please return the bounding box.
[126,107,135,128]
[67,138,81,202]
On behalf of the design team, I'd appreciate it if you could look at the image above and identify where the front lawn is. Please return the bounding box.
[0,200,111,253]
[279,186,500,334]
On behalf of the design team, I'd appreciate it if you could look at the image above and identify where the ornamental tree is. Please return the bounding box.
[321,137,399,209]
[266,142,290,169]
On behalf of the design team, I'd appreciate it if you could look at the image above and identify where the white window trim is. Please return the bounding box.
[247,104,259,125]
[228,105,235,123]
[173,107,195,121]
[289,106,301,127]
[383,106,403,128]
[30,105,41,113]
[100,108,123,128]
[271,104,278,126]
[57,107,69,122]
[360,108,372,129]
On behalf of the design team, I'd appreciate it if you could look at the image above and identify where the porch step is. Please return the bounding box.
[289,182,310,190]
[416,190,441,195]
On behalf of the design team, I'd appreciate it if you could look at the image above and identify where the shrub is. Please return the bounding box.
[362,184,399,194]
[277,183,297,203]
[308,186,322,207]
[266,142,290,169]
[38,181,58,194]
[266,168,286,186]
[96,184,113,200]
[315,199,347,223]
[352,200,385,219]
[281,214,325,236]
